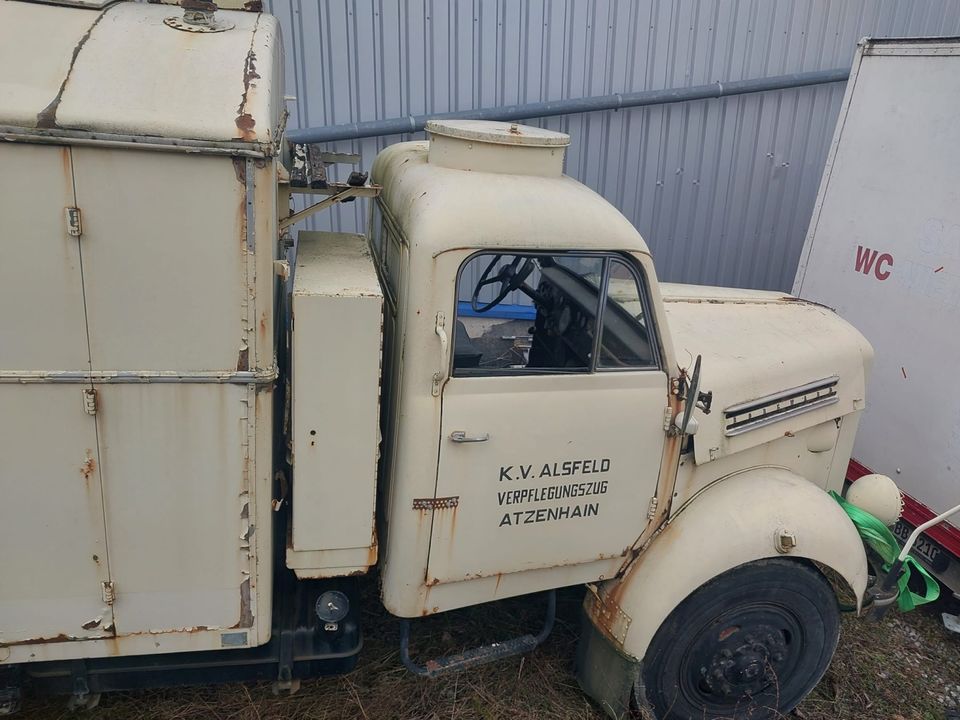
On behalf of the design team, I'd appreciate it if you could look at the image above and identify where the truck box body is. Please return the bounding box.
[794,37,960,592]
[0,2,283,661]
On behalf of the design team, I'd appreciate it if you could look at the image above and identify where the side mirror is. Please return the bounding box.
[675,413,699,435]
[677,355,703,436]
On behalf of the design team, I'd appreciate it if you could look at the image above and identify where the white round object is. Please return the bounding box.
[425,120,570,147]
[845,474,903,526]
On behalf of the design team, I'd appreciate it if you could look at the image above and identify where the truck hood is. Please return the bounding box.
[660,283,873,465]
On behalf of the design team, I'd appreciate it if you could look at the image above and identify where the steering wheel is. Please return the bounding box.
[471,254,537,313]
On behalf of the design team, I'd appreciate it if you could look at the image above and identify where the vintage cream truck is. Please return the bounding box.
[0,2,916,718]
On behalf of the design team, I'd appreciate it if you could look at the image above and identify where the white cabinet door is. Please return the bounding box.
[68,148,254,636]
[0,144,114,644]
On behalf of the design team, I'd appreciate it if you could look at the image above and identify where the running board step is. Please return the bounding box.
[399,590,556,678]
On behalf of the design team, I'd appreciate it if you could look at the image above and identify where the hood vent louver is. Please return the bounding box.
[724,376,840,437]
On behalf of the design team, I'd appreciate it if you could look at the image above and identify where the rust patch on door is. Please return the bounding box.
[80,450,97,482]
[232,157,246,184]
[234,578,254,628]
[237,342,250,371]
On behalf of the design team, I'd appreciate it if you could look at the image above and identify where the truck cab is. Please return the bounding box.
[0,4,900,719]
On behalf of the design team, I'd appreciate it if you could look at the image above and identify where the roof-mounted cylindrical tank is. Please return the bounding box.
[425,120,570,177]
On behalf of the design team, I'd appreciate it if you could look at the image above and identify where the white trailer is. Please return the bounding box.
[794,36,960,595]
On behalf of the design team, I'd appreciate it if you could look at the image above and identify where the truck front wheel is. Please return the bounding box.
[637,559,840,720]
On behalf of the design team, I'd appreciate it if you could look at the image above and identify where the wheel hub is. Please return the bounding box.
[700,626,789,699]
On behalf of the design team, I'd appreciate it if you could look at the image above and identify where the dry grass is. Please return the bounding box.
[18,579,960,720]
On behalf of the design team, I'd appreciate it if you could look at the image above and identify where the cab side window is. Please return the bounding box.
[598,259,657,368]
[452,252,655,376]
[454,253,603,374]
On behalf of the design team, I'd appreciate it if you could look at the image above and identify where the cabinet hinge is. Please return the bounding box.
[646,496,659,520]
[101,581,115,606]
[82,388,98,415]
[662,406,674,432]
[65,207,83,237]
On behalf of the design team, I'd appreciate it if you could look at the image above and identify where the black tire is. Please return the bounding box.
[638,559,840,720]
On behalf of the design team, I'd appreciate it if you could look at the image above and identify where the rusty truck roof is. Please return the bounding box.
[0,1,282,146]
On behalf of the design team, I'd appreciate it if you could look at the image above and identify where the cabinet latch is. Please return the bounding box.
[65,207,83,238]
[82,388,98,416]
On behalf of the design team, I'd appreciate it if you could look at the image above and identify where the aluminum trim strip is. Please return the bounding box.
[0,126,271,158]
[724,395,839,437]
[723,375,840,415]
[0,367,278,385]
[245,158,256,253]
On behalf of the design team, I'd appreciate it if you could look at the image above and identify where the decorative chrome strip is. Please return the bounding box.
[724,375,839,437]
[725,375,839,415]
[725,395,838,437]
[0,367,278,385]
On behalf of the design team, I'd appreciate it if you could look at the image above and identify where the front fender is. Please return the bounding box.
[577,467,867,715]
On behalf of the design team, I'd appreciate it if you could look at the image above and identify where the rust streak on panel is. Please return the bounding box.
[2,633,76,647]
[232,157,246,184]
[80,449,97,482]
[60,146,72,182]
[235,16,262,142]
[594,381,685,626]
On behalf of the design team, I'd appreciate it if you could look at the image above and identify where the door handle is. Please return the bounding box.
[450,430,490,443]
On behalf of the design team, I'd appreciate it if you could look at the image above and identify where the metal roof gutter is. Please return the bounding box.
[287,67,849,145]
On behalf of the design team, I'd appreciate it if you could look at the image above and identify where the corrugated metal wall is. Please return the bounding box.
[267,0,960,291]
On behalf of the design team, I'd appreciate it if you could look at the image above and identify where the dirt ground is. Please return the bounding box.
[19,578,960,720]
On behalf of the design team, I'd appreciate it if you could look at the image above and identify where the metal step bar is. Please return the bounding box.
[399,591,556,678]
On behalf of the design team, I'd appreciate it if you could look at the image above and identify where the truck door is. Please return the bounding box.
[0,144,115,642]
[427,253,668,585]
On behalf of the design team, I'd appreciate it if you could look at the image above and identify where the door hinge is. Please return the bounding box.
[646,496,659,520]
[432,311,448,397]
[82,388,98,415]
[412,496,459,510]
[662,406,674,432]
[65,207,83,237]
[101,581,115,606]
